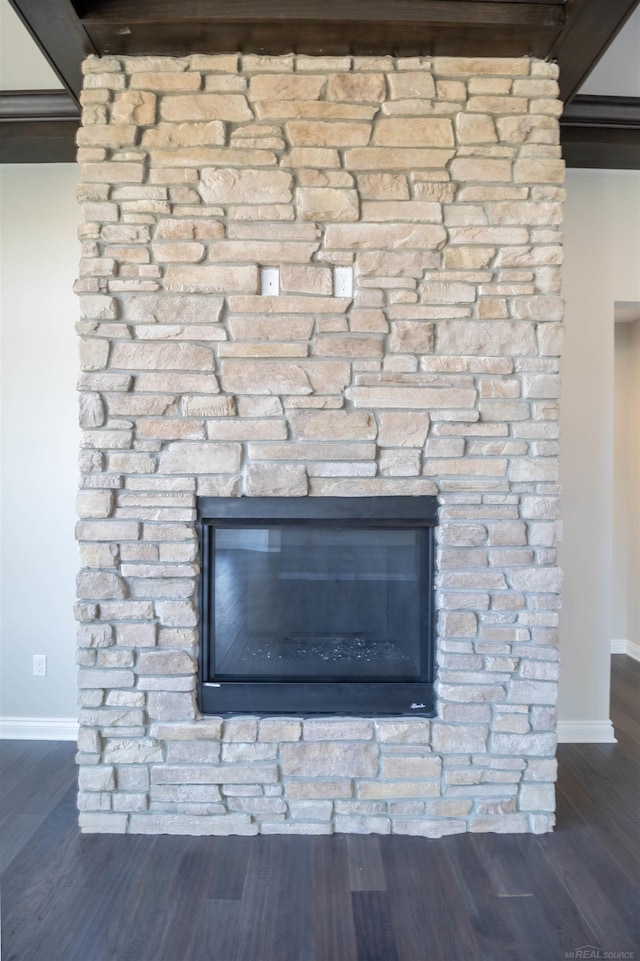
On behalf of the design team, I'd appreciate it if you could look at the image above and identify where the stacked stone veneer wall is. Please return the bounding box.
[75,52,564,836]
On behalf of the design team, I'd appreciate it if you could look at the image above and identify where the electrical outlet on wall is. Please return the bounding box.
[260,267,280,296]
[333,266,353,298]
[33,655,47,677]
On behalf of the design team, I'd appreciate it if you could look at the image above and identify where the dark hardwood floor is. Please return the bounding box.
[1,656,638,961]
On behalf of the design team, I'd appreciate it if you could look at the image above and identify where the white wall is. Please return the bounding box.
[0,164,79,720]
[560,170,640,737]
[1,164,639,735]
[613,318,640,648]
[0,0,63,89]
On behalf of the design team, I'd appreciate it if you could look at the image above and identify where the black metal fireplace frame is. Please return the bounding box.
[197,496,438,717]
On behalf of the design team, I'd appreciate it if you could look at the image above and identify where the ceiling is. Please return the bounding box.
[1,0,639,166]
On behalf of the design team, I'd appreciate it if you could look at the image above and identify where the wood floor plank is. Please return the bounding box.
[557,744,639,823]
[471,833,600,959]
[380,834,482,961]
[184,899,242,961]
[612,702,640,745]
[611,727,640,765]
[556,780,640,888]
[4,822,151,961]
[232,835,315,961]
[266,835,316,961]
[0,813,45,874]
[230,835,282,961]
[204,835,252,900]
[314,836,359,961]
[610,670,640,710]
[1,782,80,929]
[612,653,640,680]
[443,834,522,961]
[93,836,186,961]
[346,834,386,892]
[494,885,598,961]
[351,890,399,961]
[0,741,75,818]
[556,746,640,875]
[469,834,537,897]
[63,835,157,961]
[0,739,50,782]
[8,880,104,961]
[151,837,229,961]
[538,790,640,952]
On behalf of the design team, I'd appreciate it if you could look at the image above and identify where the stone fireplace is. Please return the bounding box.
[75,52,564,836]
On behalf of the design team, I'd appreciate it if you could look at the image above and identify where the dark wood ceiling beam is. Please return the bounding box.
[86,24,563,61]
[551,0,640,105]
[81,0,565,26]
[78,0,565,59]
[561,95,640,168]
[8,0,97,104]
[561,94,640,128]
[0,89,79,163]
[0,119,79,163]
[561,127,640,168]
[0,90,80,121]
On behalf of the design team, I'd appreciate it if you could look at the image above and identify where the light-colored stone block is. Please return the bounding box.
[129,814,258,835]
[303,719,374,741]
[432,725,488,753]
[199,167,292,204]
[326,222,446,250]
[373,118,453,147]
[159,442,241,474]
[112,90,157,125]
[103,739,164,764]
[79,765,116,792]
[76,571,127,600]
[348,386,475,410]
[388,72,436,99]
[287,121,371,147]
[334,815,390,834]
[221,360,350,395]
[393,819,466,838]
[328,73,386,101]
[249,74,326,101]
[147,692,195,721]
[380,755,442,778]
[288,410,374,442]
[244,464,308,497]
[296,188,359,222]
[358,781,440,800]
[281,742,378,777]
[164,265,258,293]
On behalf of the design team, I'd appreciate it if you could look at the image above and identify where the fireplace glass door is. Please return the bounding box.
[198,497,437,716]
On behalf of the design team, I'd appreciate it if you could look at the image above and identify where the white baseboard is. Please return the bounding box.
[0,717,78,740]
[611,638,640,661]
[557,720,617,743]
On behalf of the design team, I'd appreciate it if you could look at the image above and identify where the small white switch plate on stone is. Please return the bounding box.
[333,266,353,297]
[260,267,280,296]
[33,655,47,677]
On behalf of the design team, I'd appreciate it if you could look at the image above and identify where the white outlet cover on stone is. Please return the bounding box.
[334,267,353,298]
[260,267,280,296]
